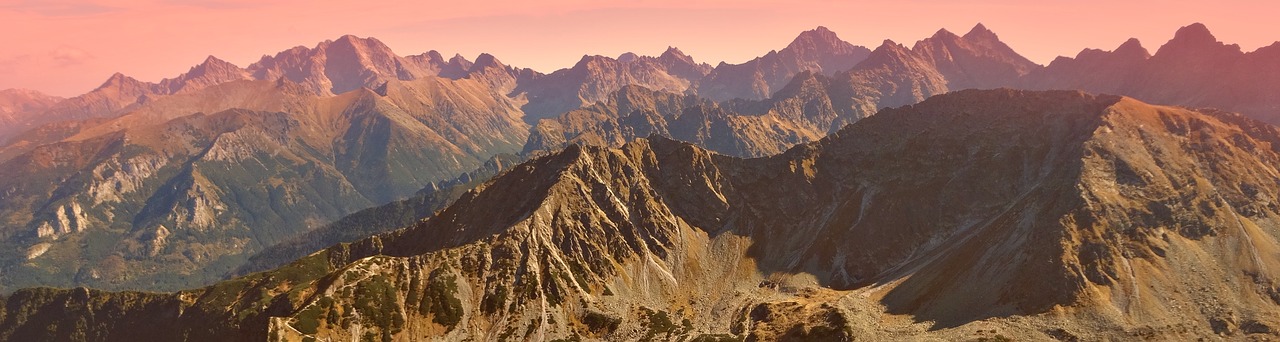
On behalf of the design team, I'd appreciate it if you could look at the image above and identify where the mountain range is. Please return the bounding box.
[0,22,1278,299]
[6,90,1280,340]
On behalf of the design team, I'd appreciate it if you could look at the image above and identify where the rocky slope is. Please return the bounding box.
[233,153,519,276]
[0,74,530,292]
[6,90,1280,340]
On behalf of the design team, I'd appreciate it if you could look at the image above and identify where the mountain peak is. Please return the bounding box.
[878,39,904,49]
[333,34,365,44]
[931,28,960,40]
[449,53,468,62]
[1113,38,1151,58]
[97,72,146,90]
[787,25,849,51]
[470,53,506,71]
[963,23,999,41]
[190,55,240,72]
[661,46,686,58]
[325,34,397,57]
[1171,23,1216,44]
[448,53,474,69]
[1155,22,1242,57]
[201,55,223,65]
[658,46,698,65]
[859,39,914,67]
[572,54,615,69]
[425,50,445,62]
[617,52,640,63]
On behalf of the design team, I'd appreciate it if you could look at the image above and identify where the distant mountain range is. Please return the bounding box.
[7,89,1280,340]
[0,22,1277,296]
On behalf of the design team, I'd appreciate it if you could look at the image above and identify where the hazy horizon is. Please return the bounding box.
[2,0,1276,97]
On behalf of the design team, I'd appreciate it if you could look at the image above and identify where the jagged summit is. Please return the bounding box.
[930,27,959,39]
[786,26,846,50]
[199,55,227,66]
[572,54,606,68]
[96,72,144,90]
[617,52,640,63]
[1154,22,1243,57]
[660,46,687,58]
[908,22,1039,89]
[445,53,474,74]
[963,22,998,40]
[424,50,445,61]
[1170,22,1217,45]
[859,39,915,66]
[157,55,250,94]
[470,53,502,69]
[1113,37,1150,57]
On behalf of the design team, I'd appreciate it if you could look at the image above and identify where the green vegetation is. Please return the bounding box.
[972,335,1014,342]
[524,317,541,337]
[691,334,743,342]
[482,284,509,314]
[498,325,518,341]
[581,310,621,335]
[639,307,690,341]
[419,272,464,329]
[292,304,323,334]
[352,274,405,334]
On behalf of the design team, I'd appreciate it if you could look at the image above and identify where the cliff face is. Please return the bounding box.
[7,90,1280,341]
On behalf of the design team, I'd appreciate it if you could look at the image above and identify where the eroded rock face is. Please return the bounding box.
[33,202,89,239]
[7,90,1280,341]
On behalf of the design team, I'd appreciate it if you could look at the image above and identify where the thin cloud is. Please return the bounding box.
[162,0,283,10]
[0,0,122,16]
[0,55,33,75]
[49,47,94,67]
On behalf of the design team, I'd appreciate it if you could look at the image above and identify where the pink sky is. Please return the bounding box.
[1,0,1276,97]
